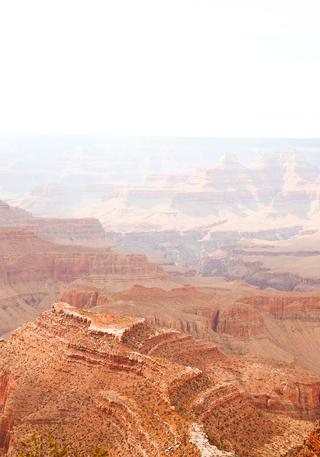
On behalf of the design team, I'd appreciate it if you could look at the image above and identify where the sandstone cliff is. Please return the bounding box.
[0,304,314,457]
[0,228,174,337]
[288,420,320,456]
[60,279,320,378]
[21,217,116,248]
[0,198,115,249]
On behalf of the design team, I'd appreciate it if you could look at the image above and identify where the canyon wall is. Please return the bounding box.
[0,304,316,457]
[196,232,320,291]
[60,280,320,377]
[0,198,115,248]
[21,217,116,248]
[0,227,174,337]
[5,150,320,291]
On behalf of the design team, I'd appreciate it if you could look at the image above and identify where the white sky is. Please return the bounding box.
[0,0,319,137]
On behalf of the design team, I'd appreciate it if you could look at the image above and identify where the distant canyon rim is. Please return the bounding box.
[1,137,320,456]
[2,147,320,292]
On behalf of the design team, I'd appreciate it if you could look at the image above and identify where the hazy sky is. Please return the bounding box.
[0,0,319,137]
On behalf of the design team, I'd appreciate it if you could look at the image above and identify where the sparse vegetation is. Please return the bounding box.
[8,431,111,457]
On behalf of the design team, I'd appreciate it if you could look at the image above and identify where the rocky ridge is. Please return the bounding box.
[13,149,320,271]
[73,149,320,268]
[60,280,320,377]
[0,304,315,456]
[0,227,174,338]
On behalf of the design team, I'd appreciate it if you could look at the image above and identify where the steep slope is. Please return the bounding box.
[287,420,320,456]
[84,149,320,264]
[0,200,32,223]
[61,280,320,377]
[196,231,320,291]
[0,228,173,337]
[0,198,115,248]
[21,217,115,248]
[0,303,315,456]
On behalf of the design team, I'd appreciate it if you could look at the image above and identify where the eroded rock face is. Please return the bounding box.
[286,420,320,456]
[0,200,32,223]
[0,305,314,457]
[61,280,320,378]
[21,217,115,248]
[0,227,173,337]
[196,232,320,291]
[0,198,115,248]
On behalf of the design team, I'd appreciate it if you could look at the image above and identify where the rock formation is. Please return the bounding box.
[0,198,115,248]
[21,217,115,248]
[196,231,320,291]
[288,420,320,456]
[12,149,320,272]
[0,304,315,456]
[0,200,32,223]
[61,279,320,377]
[0,227,174,337]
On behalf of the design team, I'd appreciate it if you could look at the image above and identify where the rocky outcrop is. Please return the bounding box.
[0,200,32,223]
[62,284,320,422]
[60,280,320,378]
[0,228,174,337]
[289,420,320,456]
[0,228,170,287]
[0,305,315,457]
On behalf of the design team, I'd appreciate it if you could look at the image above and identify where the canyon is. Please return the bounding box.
[3,148,320,291]
[2,135,320,200]
[0,227,174,338]
[0,199,115,248]
[1,138,320,456]
[0,303,317,457]
[10,149,320,279]
[61,279,320,377]
[196,231,320,291]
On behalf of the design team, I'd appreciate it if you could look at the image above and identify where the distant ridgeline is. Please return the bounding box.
[1,134,320,195]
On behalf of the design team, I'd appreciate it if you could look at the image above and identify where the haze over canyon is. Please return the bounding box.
[1,136,320,456]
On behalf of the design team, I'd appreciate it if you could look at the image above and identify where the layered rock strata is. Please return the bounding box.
[0,304,314,457]
[0,198,114,248]
[61,279,320,378]
[196,232,320,291]
[0,227,173,337]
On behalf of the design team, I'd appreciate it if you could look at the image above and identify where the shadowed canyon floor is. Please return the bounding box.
[0,304,316,457]
[196,232,320,291]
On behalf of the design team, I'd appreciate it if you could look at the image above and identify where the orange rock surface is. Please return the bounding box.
[0,227,173,337]
[60,279,320,381]
[286,420,320,456]
[0,305,314,457]
[64,282,320,421]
